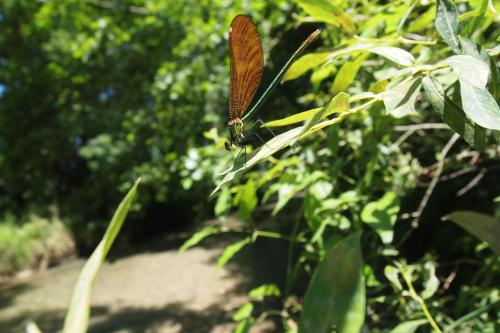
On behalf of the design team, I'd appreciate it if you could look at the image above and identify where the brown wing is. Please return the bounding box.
[229,15,264,121]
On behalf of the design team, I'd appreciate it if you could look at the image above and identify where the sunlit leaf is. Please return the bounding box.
[283,52,331,82]
[368,46,415,67]
[234,317,255,333]
[215,186,232,216]
[445,55,490,88]
[462,0,490,37]
[384,265,402,290]
[299,232,365,333]
[435,0,461,54]
[179,225,221,252]
[422,75,487,149]
[63,178,141,333]
[297,0,356,34]
[237,179,258,220]
[233,302,254,321]
[331,53,369,95]
[361,192,400,244]
[444,211,500,255]
[383,78,421,118]
[211,127,305,196]
[389,319,428,333]
[249,284,281,300]
[264,108,324,127]
[460,82,500,130]
[421,262,439,299]
[217,237,252,268]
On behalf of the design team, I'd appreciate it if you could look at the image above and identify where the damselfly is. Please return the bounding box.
[224,15,321,152]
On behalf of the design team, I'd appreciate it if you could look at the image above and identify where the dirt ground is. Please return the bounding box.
[0,220,288,333]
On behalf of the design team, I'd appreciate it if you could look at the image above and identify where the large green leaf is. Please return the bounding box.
[361,192,400,244]
[211,126,305,195]
[422,75,487,149]
[459,83,500,130]
[445,55,490,88]
[444,211,500,255]
[297,0,356,34]
[435,0,461,54]
[383,78,422,118]
[299,232,365,333]
[63,178,141,333]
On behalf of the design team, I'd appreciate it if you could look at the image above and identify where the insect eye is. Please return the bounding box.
[224,140,232,151]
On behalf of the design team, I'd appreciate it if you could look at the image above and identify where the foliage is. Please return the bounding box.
[1,0,499,332]
[0,212,74,275]
[0,0,292,246]
[183,0,500,331]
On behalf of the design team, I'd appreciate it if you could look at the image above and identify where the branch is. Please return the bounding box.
[397,133,460,247]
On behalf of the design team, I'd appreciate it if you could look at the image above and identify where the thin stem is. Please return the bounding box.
[253,230,306,243]
[399,266,443,333]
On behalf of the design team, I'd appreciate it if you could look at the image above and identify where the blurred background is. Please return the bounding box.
[0,0,499,332]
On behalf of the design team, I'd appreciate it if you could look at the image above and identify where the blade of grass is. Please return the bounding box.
[62,178,141,333]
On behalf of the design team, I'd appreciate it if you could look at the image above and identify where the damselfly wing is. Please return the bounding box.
[224,15,321,151]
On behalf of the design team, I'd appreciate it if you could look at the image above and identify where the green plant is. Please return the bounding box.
[184,0,500,332]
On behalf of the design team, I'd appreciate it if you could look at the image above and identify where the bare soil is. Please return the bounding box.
[0,219,288,333]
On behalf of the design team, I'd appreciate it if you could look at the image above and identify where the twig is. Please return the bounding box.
[394,123,449,131]
[393,123,449,147]
[456,168,487,196]
[397,133,460,247]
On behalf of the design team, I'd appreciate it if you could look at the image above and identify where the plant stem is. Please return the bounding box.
[399,266,443,333]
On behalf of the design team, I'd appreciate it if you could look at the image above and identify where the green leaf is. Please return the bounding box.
[297,0,356,34]
[237,179,258,220]
[234,317,255,333]
[264,108,324,128]
[462,0,489,37]
[444,211,500,255]
[445,55,490,88]
[63,178,141,333]
[331,53,369,95]
[421,262,439,299]
[249,284,281,300]
[299,232,365,333]
[389,319,428,333]
[233,302,254,321]
[283,52,331,82]
[217,237,252,269]
[264,93,349,129]
[179,225,220,252]
[384,265,403,290]
[460,82,500,130]
[211,126,305,196]
[361,192,400,244]
[215,186,232,216]
[273,171,324,215]
[422,75,487,150]
[368,46,415,67]
[435,0,461,54]
[383,78,422,118]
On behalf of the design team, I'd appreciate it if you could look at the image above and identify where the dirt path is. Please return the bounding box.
[0,221,287,333]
